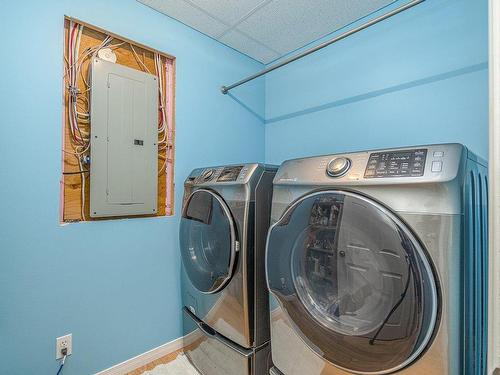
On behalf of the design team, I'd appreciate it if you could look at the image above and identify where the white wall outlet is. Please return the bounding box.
[56,334,72,360]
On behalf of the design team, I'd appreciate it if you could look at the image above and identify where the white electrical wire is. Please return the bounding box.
[154,52,170,176]
[155,53,168,144]
[65,21,96,221]
[131,44,151,73]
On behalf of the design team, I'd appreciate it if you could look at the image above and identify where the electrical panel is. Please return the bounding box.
[90,58,158,217]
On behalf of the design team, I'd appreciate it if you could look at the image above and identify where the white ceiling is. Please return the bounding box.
[138,0,397,64]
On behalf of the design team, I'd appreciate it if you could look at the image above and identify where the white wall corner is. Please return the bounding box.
[489,0,500,373]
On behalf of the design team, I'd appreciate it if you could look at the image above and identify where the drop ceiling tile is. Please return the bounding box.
[188,0,270,26]
[236,0,395,55]
[138,0,399,63]
[138,0,228,38]
[219,30,280,64]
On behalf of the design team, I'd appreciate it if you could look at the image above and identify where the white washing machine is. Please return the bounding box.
[266,144,488,375]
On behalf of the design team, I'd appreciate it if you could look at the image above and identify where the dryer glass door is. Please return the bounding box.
[266,190,439,374]
[180,189,237,294]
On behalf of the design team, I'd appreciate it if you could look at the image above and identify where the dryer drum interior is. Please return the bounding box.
[266,190,440,374]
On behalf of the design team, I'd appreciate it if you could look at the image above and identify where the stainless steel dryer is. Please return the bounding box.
[180,163,277,375]
[266,144,488,375]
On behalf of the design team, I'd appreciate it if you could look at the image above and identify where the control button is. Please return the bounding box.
[431,161,442,172]
[365,170,375,177]
[433,151,444,157]
[326,157,351,177]
[201,169,215,181]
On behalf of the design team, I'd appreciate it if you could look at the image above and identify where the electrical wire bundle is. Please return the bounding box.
[64,22,122,219]
[130,44,172,176]
[65,22,118,151]
[64,21,115,219]
[64,21,89,220]
[155,52,171,176]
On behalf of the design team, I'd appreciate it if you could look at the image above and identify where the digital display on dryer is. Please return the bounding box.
[364,149,427,178]
[217,166,243,182]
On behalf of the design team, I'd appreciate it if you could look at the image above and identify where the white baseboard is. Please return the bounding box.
[94,336,184,375]
[182,328,203,347]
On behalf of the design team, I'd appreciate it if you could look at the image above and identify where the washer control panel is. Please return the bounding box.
[364,149,427,178]
[274,144,464,186]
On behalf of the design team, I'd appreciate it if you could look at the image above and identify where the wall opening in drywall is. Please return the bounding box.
[61,17,176,223]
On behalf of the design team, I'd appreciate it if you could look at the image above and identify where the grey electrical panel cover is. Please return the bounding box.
[90,58,158,217]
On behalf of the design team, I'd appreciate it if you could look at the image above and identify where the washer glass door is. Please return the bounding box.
[180,189,237,294]
[266,191,439,374]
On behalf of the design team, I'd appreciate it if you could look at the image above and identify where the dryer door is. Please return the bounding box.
[266,190,439,374]
[180,189,238,294]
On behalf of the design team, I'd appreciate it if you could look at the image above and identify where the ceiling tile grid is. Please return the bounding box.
[220,29,280,63]
[139,0,229,37]
[189,0,269,26]
[138,0,397,64]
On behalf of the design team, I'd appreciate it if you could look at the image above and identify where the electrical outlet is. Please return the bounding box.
[56,334,72,360]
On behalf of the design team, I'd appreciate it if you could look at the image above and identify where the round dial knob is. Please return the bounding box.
[201,169,215,181]
[326,157,351,177]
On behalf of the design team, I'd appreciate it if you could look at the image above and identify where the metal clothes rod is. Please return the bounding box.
[220,0,425,94]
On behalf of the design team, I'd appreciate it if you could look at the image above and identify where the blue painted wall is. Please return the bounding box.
[0,0,490,373]
[264,0,489,164]
[0,1,264,374]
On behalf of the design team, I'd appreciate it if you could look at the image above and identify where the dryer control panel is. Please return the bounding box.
[186,164,259,186]
[364,149,427,178]
[217,166,244,182]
